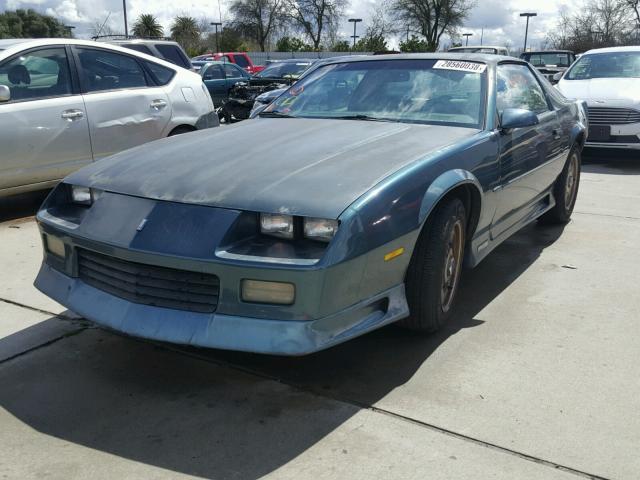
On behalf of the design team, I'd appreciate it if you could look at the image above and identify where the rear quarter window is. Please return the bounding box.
[233,55,250,68]
[155,44,191,69]
[145,61,176,86]
[123,44,154,56]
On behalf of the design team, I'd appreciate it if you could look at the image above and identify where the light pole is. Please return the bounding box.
[520,12,537,52]
[210,22,222,53]
[463,33,473,46]
[348,18,362,49]
[123,0,128,39]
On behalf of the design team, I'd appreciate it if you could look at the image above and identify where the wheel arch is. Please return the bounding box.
[168,124,197,136]
[570,122,587,151]
[418,169,483,242]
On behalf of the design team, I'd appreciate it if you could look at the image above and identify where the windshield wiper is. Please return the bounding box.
[327,115,395,122]
[258,111,296,118]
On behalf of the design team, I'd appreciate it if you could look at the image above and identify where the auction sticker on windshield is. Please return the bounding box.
[433,60,487,74]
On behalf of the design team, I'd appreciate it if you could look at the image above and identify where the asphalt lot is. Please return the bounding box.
[0,150,639,479]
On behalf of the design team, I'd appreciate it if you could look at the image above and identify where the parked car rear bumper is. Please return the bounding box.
[195,111,220,129]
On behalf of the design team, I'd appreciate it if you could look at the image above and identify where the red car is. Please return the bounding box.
[194,52,264,75]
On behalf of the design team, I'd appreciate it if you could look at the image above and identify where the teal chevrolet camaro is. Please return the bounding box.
[34,54,587,355]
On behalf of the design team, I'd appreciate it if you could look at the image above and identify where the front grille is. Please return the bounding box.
[77,249,220,313]
[587,107,640,125]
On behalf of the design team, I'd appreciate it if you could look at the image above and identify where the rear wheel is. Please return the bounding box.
[400,198,467,332]
[539,147,581,224]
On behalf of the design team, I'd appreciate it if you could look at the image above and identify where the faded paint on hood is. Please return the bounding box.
[66,118,479,219]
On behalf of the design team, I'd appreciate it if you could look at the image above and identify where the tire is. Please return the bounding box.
[168,126,194,137]
[539,146,581,224]
[400,197,467,332]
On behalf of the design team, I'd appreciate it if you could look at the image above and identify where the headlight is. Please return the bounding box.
[70,185,102,206]
[304,217,339,243]
[71,185,92,205]
[260,213,294,239]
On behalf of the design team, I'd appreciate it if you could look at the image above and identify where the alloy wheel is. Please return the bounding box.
[441,219,464,313]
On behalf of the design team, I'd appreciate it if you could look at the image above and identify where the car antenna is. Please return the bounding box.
[93,12,112,40]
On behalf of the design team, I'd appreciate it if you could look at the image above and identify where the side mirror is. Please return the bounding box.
[0,85,10,102]
[553,72,563,82]
[500,108,539,132]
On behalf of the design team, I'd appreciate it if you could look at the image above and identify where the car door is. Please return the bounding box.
[0,46,92,192]
[202,64,227,105]
[73,46,172,161]
[223,63,249,91]
[492,63,563,238]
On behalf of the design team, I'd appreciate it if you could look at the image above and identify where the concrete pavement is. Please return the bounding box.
[0,155,638,479]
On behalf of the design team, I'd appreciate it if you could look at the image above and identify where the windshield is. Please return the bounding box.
[523,52,572,68]
[566,52,640,80]
[256,62,312,78]
[265,59,486,128]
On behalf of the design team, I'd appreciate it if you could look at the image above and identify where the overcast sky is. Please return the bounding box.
[1,0,580,50]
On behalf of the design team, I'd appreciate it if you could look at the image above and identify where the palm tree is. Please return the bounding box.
[171,16,200,46]
[132,14,164,38]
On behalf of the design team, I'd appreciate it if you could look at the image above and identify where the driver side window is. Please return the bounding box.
[0,47,72,102]
[204,65,224,80]
[497,64,550,115]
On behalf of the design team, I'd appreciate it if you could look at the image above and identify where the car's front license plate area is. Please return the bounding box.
[589,125,611,142]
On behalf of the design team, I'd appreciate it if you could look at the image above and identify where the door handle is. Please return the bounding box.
[150,99,168,110]
[61,109,84,121]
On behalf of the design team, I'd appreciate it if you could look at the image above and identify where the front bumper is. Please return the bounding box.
[586,121,640,150]
[34,196,410,355]
[585,142,640,150]
[35,262,407,355]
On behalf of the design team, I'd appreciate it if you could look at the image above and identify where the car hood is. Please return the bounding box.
[66,118,478,219]
[558,78,640,103]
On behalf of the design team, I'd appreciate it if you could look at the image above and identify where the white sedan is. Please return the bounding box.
[557,46,640,150]
[0,38,218,198]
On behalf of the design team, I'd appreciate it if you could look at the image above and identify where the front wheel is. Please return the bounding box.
[539,147,581,224]
[400,197,467,332]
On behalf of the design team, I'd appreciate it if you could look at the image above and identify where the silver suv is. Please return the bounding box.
[0,39,218,198]
[106,39,192,70]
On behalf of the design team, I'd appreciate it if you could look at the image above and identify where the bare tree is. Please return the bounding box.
[548,0,635,51]
[626,0,640,24]
[625,0,640,40]
[367,0,397,38]
[352,1,396,52]
[391,0,474,52]
[285,0,347,50]
[230,0,286,51]
[593,0,632,44]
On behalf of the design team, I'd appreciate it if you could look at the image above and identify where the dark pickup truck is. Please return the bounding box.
[520,50,576,83]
